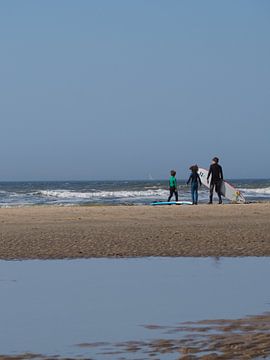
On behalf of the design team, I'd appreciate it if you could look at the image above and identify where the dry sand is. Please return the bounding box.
[0,202,269,259]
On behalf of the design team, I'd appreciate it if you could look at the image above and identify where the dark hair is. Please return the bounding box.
[170,170,176,176]
[212,157,219,163]
[189,165,198,172]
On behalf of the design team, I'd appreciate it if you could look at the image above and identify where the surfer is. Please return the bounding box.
[187,165,202,205]
[168,170,178,202]
[207,157,223,204]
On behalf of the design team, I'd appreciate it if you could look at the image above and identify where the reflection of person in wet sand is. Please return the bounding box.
[207,157,223,204]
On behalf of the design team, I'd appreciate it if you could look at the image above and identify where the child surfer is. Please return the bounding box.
[168,170,178,202]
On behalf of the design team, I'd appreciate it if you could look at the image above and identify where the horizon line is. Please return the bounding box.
[0,177,269,182]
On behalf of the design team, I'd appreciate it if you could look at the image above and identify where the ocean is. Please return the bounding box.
[0,179,269,207]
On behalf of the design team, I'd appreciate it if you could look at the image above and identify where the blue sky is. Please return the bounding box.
[0,0,269,180]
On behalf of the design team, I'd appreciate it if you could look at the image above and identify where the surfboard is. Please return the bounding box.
[198,167,245,203]
[151,201,193,206]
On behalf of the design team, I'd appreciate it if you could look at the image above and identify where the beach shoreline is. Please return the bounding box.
[0,202,269,260]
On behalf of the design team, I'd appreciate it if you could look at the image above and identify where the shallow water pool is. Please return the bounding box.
[0,257,269,359]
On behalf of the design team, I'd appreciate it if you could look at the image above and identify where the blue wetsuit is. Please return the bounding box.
[187,172,202,204]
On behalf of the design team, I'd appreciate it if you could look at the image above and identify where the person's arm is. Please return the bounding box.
[197,173,202,186]
[187,174,192,185]
[220,166,223,180]
[207,166,212,182]
[174,177,177,188]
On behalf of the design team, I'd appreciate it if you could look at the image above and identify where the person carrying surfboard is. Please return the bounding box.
[187,165,202,205]
[207,157,223,204]
[168,170,178,202]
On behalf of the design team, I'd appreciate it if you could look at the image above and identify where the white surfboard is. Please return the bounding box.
[198,167,245,203]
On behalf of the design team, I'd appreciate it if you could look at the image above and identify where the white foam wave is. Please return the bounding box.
[37,189,169,200]
[0,191,23,198]
[241,187,270,196]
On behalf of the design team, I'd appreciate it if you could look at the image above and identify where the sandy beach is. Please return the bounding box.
[0,203,269,259]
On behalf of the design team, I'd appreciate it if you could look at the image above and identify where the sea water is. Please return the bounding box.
[0,257,270,358]
[0,179,269,207]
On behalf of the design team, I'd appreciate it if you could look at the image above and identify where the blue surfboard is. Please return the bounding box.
[151,201,193,206]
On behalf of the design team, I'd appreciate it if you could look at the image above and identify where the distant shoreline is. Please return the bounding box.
[0,203,270,260]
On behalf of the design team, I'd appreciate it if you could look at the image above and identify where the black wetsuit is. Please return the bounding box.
[207,164,223,203]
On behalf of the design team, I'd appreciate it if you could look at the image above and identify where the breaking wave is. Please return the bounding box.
[37,189,168,200]
[241,187,270,196]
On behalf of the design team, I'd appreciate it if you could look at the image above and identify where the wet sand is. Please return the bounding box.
[0,203,269,259]
[2,313,270,359]
[78,312,270,359]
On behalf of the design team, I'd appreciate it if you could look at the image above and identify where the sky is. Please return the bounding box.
[0,0,269,180]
